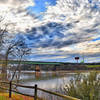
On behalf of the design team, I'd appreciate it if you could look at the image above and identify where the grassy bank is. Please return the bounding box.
[0,93,44,100]
[0,93,33,100]
[87,65,100,68]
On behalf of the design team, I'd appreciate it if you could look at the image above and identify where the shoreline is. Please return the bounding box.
[19,70,100,74]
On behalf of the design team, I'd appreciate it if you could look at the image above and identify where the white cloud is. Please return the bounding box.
[0,0,100,62]
[41,0,100,56]
[76,40,100,54]
[0,0,34,9]
[0,0,41,33]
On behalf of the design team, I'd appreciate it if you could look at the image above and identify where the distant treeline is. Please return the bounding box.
[11,63,100,71]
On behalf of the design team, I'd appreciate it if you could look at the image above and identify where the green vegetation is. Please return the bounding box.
[63,72,100,100]
[0,60,60,65]
[0,96,7,100]
[20,64,100,71]
[87,65,100,68]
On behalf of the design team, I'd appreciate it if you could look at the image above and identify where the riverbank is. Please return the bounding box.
[20,70,100,74]
[0,93,44,100]
[0,93,33,100]
[18,64,100,71]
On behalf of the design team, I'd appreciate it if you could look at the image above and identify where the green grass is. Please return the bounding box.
[0,93,44,100]
[0,96,7,100]
[87,65,100,68]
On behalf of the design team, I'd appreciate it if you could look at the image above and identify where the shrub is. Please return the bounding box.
[63,72,100,100]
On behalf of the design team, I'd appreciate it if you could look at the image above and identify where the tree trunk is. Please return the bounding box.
[1,52,8,80]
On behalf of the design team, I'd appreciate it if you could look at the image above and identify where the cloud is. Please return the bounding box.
[0,0,41,33]
[1,0,100,62]
[76,40,100,54]
[0,0,34,9]
[24,0,100,62]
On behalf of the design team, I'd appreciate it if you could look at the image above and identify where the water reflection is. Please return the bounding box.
[17,71,76,95]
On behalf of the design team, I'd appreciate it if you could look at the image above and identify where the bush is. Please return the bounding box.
[63,72,100,100]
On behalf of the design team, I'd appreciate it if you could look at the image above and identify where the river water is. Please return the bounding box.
[2,70,100,99]
[16,71,85,96]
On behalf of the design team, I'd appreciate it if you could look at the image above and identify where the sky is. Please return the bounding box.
[0,0,100,63]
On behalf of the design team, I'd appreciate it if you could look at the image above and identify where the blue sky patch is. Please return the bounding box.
[27,0,57,15]
[92,37,100,41]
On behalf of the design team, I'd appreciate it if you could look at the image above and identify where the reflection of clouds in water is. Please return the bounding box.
[17,77,69,95]
[17,73,76,95]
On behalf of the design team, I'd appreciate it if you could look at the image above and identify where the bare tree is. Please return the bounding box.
[0,17,9,80]
[0,16,31,82]
[11,45,31,83]
[5,37,31,83]
[0,16,17,80]
[0,17,7,49]
[1,40,21,80]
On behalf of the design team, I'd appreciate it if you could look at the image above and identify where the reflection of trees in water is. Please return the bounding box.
[18,71,65,83]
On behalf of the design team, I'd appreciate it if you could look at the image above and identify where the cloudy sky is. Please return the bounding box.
[0,0,100,63]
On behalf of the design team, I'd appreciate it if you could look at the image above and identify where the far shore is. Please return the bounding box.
[18,70,100,74]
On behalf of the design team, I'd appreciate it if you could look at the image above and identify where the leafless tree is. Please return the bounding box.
[0,16,31,83]
[1,39,23,80]
[0,17,7,49]
[0,16,17,81]
[0,17,10,80]
[8,38,31,83]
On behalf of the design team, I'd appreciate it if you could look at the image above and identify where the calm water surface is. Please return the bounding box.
[4,70,100,99]
[17,71,81,95]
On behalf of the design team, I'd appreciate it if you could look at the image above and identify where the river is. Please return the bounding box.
[16,71,89,97]
[1,70,100,100]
